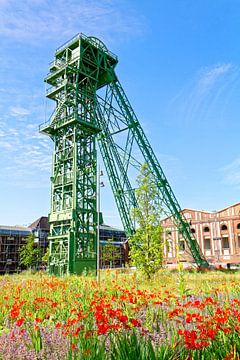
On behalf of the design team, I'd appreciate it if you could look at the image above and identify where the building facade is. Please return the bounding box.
[162,202,240,266]
[29,217,50,251]
[0,225,31,274]
[99,224,127,268]
[2,202,240,274]
[0,217,127,274]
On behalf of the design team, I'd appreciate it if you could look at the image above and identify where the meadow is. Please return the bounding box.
[0,269,240,359]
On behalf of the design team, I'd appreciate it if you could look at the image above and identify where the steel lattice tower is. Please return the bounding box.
[40,34,209,275]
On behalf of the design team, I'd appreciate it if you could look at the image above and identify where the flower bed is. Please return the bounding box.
[0,270,240,359]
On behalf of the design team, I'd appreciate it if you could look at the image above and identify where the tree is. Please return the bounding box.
[129,163,164,278]
[101,238,121,268]
[42,246,49,265]
[19,233,42,270]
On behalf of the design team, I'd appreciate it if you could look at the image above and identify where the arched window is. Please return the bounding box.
[237,223,240,230]
[221,224,228,231]
[191,228,196,234]
[203,226,210,232]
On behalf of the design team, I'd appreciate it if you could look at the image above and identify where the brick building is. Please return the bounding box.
[162,202,240,267]
[2,202,240,273]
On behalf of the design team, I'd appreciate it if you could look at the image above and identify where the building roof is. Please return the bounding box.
[28,217,123,233]
[0,225,30,236]
[162,202,240,222]
[99,223,125,232]
[0,217,124,237]
[0,225,30,231]
[28,216,50,230]
[181,208,212,214]
[181,202,240,215]
[216,202,240,213]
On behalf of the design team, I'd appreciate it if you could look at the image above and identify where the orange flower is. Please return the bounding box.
[51,302,58,308]
[118,315,128,323]
[130,318,141,327]
[71,343,77,351]
[85,330,94,338]
[35,318,42,323]
[15,318,24,327]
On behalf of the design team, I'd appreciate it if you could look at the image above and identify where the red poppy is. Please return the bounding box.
[15,318,24,327]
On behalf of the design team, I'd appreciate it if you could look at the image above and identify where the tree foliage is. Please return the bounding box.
[101,239,121,268]
[19,233,42,270]
[42,246,49,265]
[129,163,164,278]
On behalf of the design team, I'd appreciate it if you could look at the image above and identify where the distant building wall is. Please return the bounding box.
[4,203,240,273]
[0,219,127,273]
[0,226,31,274]
[29,216,50,251]
[99,224,127,268]
[161,203,240,266]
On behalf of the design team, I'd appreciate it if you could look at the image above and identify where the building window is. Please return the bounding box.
[238,235,240,248]
[204,238,211,250]
[221,224,228,231]
[237,223,240,230]
[222,237,229,249]
[191,228,196,233]
[179,240,185,251]
[203,226,210,232]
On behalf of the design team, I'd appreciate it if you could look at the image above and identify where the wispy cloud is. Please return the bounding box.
[9,106,30,117]
[0,0,147,224]
[0,111,52,188]
[0,0,145,44]
[197,64,232,94]
[220,158,240,187]
[168,63,240,125]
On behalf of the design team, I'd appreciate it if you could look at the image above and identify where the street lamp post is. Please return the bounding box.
[97,166,104,283]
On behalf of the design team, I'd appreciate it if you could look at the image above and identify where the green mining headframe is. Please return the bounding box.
[39,33,209,275]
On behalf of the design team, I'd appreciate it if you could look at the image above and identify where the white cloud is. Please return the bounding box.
[9,106,30,117]
[220,158,240,186]
[0,113,52,188]
[197,64,232,95]
[0,0,145,44]
[168,63,240,125]
[0,140,15,150]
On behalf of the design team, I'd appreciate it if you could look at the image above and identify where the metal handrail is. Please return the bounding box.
[39,119,51,131]
[55,33,80,54]
[39,112,76,132]
[46,79,67,95]
[55,33,117,61]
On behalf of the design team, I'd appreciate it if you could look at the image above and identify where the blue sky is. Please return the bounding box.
[0,0,240,227]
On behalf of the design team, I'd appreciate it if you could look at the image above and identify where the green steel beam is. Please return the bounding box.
[39,34,115,275]
[108,80,208,267]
